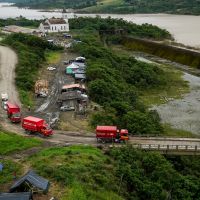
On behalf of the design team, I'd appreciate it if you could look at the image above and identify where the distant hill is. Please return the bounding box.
[0,0,97,9]
[1,0,200,15]
[83,0,200,15]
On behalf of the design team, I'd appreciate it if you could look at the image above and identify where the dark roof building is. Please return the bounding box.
[48,18,67,25]
[10,170,49,194]
[0,192,32,200]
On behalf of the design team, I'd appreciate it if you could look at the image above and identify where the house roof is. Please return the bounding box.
[62,84,85,90]
[0,192,32,200]
[10,170,49,193]
[48,18,67,25]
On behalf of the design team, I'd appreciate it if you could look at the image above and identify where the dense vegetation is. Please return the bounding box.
[69,17,176,135]
[69,17,172,40]
[0,0,97,9]
[111,146,200,200]
[0,131,41,155]
[27,145,200,200]
[3,33,62,106]
[0,17,40,28]
[123,0,200,15]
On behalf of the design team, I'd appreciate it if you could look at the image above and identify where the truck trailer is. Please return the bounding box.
[22,116,53,137]
[7,102,21,123]
[96,126,129,143]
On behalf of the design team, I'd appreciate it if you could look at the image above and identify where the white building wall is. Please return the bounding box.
[49,24,69,32]
[39,19,69,33]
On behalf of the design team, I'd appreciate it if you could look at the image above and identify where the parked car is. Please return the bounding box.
[63,60,69,65]
[39,92,47,98]
[1,93,8,101]
[2,101,8,110]
[60,105,75,111]
[47,66,56,71]
[63,33,72,38]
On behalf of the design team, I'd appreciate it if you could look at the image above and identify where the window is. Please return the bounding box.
[52,26,53,31]
[61,26,62,30]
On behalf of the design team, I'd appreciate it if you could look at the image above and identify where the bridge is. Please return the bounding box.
[110,136,200,155]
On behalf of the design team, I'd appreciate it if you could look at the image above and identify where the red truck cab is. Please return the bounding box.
[96,126,129,143]
[22,116,53,137]
[6,102,21,123]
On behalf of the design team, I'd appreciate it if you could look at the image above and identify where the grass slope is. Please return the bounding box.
[29,146,123,200]
[0,131,41,155]
[23,145,200,199]
[0,160,22,191]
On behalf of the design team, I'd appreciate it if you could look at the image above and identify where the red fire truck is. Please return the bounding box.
[22,116,53,137]
[7,102,21,123]
[96,126,129,143]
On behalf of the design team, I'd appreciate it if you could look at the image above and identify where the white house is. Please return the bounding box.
[39,17,69,33]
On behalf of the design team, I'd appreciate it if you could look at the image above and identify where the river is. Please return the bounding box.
[0,3,200,47]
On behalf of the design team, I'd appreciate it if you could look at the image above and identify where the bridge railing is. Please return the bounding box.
[132,144,200,152]
[131,134,200,139]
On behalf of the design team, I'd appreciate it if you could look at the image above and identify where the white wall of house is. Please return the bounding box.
[49,23,69,33]
[39,19,69,33]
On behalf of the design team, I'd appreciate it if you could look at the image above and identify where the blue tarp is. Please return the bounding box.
[0,163,3,172]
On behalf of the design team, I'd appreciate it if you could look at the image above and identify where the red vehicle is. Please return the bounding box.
[7,102,21,123]
[22,116,53,137]
[96,126,129,143]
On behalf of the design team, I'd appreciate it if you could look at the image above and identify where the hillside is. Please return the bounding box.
[83,0,200,14]
[0,0,97,9]
[1,0,200,14]
[1,135,200,200]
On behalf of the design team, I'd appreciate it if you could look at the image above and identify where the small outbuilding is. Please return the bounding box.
[10,170,50,194]
[0,192,32,200]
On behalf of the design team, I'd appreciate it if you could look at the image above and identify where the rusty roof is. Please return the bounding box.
[48,18,67,25]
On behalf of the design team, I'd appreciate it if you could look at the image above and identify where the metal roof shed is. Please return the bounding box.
[0,192,32,200]
[10,170,50,194]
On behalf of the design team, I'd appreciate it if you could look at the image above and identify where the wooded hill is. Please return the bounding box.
[82,0,200,15]
[0,0,97,9]
[2,0,200,15]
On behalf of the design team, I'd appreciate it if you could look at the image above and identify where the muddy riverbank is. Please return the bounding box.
[153,73,200,135]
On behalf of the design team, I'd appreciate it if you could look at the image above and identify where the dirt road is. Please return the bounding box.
[0,46,20,105]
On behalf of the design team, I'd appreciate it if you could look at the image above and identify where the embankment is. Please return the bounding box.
[122,37,200,68]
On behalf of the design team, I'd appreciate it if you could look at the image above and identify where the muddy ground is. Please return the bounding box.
[132,51,200,135]
[153,73,200,135]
